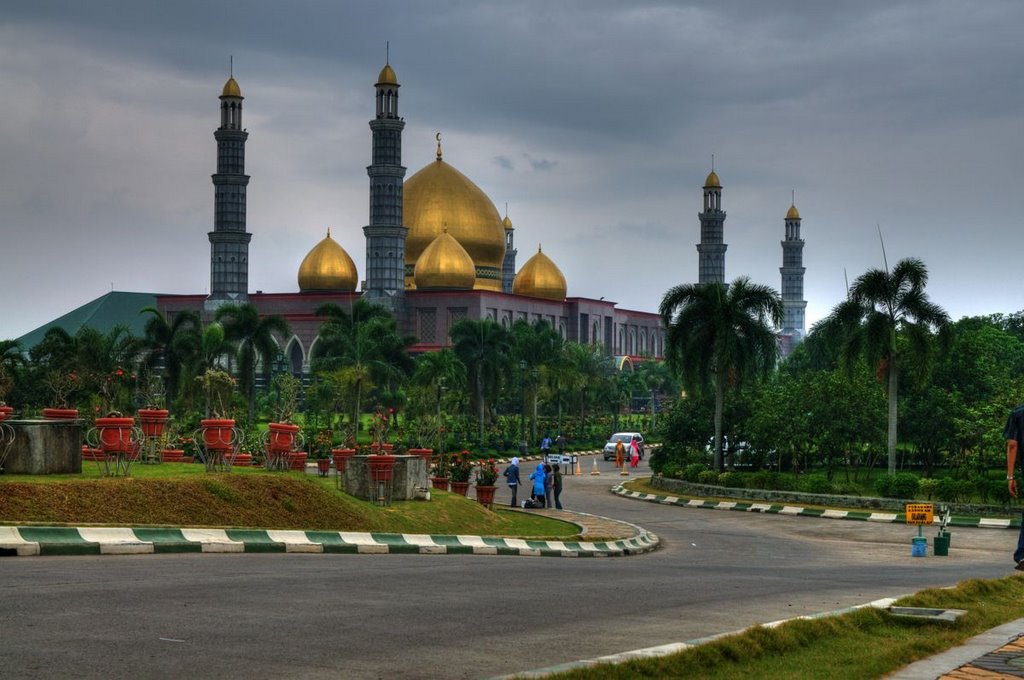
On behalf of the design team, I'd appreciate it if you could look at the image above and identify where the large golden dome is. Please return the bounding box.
[221,76,242,98]
[786,204,801,220]
[513,245,566,301]
[297,229,358,292]
[414,230,476,290]
[403,154,506,292]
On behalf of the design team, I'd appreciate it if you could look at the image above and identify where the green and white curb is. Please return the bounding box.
[612,485,1023,529]
[0,525,658,558]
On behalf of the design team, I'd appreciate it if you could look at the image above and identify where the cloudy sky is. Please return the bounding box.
[2,1,1022,341]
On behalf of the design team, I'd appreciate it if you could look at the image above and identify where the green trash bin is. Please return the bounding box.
[934,534,949,556]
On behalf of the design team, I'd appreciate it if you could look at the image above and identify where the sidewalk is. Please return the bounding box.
[887,618,1024,679]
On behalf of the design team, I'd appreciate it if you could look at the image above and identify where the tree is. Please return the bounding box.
[215,303,291,420]
[450,319,512,441]
[412,348,466,421]
[659,277,783,471]
[139,307,200,405]
[826,258,950,474]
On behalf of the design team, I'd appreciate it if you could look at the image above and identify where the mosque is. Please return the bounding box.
[155,60,665,377]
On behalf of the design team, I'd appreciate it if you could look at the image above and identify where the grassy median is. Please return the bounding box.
[0,463,578,537]
[549,575,1024,679]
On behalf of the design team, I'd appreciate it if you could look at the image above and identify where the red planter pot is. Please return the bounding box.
[331,448,356,474]
[137,409,170,438]
[81,446,104,461]
[234,453,253,467]
[287,452,307,471]
[201,419,235,451]
[316,458,331,476]
[160,449,185,463]
[367,454,397,482]
[43,408,79,420]
[95,416,136,454]
[408,448,434,469]
[268,422,300,453]
[430,476,450,491]
[475,485,498,508]
[0,405,13,422]
[370,443,394,454]
[450,481,470,496]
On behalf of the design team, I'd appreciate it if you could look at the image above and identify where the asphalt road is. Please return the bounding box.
[0,457,1016,679]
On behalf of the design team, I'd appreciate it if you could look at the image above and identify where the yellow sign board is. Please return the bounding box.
[905,503,934,525]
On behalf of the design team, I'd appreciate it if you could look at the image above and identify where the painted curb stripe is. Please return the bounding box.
[180,528,244,552]
[0,526,40,556]
[131,528,203,553]
[612,486,1023,529]
[17,527,100,556]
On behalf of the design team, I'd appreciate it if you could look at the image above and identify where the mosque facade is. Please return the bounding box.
[157,62,665,377]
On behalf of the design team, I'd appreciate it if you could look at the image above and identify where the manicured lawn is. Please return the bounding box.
[549,575,1024,679]
[0,464,578,537]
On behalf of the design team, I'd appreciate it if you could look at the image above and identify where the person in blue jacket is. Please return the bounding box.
[529,463,546,507]
[502,457,521,508]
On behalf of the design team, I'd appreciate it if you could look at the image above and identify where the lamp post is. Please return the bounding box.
[519,360,527,455]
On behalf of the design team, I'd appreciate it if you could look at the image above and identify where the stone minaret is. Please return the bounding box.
[207,73,252,310]
[780,201,807,340]
[697,168,726,285]
[501,208,517,294]
[362,60,408,311]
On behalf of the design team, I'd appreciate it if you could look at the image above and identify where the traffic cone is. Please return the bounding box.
[620,460,630,476]
[575,458,582,476]
[590,458,601,475]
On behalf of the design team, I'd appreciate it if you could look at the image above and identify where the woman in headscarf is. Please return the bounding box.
[543,463,554,509]
[503,457,521,508]
[529,463,546,507]
[630,438,640,468]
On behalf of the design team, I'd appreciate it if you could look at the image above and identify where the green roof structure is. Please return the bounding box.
[16,291,160,350]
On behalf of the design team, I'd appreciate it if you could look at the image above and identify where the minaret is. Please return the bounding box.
[697,167,726,285]
[362,58,407,311]
[780,199,807,340]
[206,70,252,310]
[501,206,517,294]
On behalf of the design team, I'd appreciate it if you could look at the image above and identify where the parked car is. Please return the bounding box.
[603,432,645,460]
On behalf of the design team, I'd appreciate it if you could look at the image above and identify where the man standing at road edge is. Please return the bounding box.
[1002,404,1024,571]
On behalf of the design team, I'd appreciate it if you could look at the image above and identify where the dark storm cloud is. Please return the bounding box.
[2,1,1024,338]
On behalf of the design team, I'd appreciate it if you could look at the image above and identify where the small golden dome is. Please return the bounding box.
[377,63,398,86]
[297,229,358,292]
[513,245,566,301]
[704,170,721,189]
[786,204,801,220]
[404,156,506,292]
[502,215,514,231]
[414,230,476,290]
[221,76,242,98]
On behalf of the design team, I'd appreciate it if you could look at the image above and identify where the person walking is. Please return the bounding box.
[552,463,564,510]
[529,463,546,507]
[503,457,521,508]
[543,463,554,509]
[555,433,566,455]
[540,434,552,456]
[630,438,640,468]
[615,439,625,469]
[1003,405,1024,570]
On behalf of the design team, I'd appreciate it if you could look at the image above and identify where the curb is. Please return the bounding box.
[611,485,1023,529]
[0,524,659,559]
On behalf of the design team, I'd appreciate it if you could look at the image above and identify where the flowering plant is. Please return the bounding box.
[449,452,474,483]
[313,429,334,459]
[475,458,499,486]
[46,371,78,408]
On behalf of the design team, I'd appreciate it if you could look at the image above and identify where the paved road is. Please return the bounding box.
[0,457,1016,679]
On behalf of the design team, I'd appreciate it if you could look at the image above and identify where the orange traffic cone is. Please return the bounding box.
[575,457,582,476]
[590,458,601,476]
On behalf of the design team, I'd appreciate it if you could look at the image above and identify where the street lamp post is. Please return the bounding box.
[519,360,527,455]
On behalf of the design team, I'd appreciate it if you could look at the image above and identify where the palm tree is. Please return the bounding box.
[825,257,949,474]
[450,319,512,441]
[139,307,200,405]
[413,349,466,421]
[660,277,783,471]
[215,303,291,420]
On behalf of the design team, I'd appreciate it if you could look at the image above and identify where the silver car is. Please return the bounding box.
[603,432,644,460]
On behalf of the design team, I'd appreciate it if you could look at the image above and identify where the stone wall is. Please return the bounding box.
[344,455,429,502]
[4,419,82,474]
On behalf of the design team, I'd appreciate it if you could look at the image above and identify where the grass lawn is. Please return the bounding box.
[549,575,1024,679]
[0,463,578,537]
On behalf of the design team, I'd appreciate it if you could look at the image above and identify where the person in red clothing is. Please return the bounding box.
[629,438,640,468]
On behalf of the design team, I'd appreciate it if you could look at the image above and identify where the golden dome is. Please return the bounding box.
[786,204,801,220]
[414,230,476,290]
[377,63,398,86]
[704,170,721,189]
[297,229,358,292]
[403,157,506,292]
[513,245,566,301]
[502,215,514,230]
[221,76,242,98]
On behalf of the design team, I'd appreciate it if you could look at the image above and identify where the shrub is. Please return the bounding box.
[918,478,939,500]
[991,481,1013,506]
[935,477,973,503]
[747,471,789,491]
[971,475,992,503]
[684,463,708,482]
[891,472,920,499]
[661,463,684,479]
[873,475,894,498]
[798,474,832,494]
[717,471,742,488]
[697,470,719,485]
